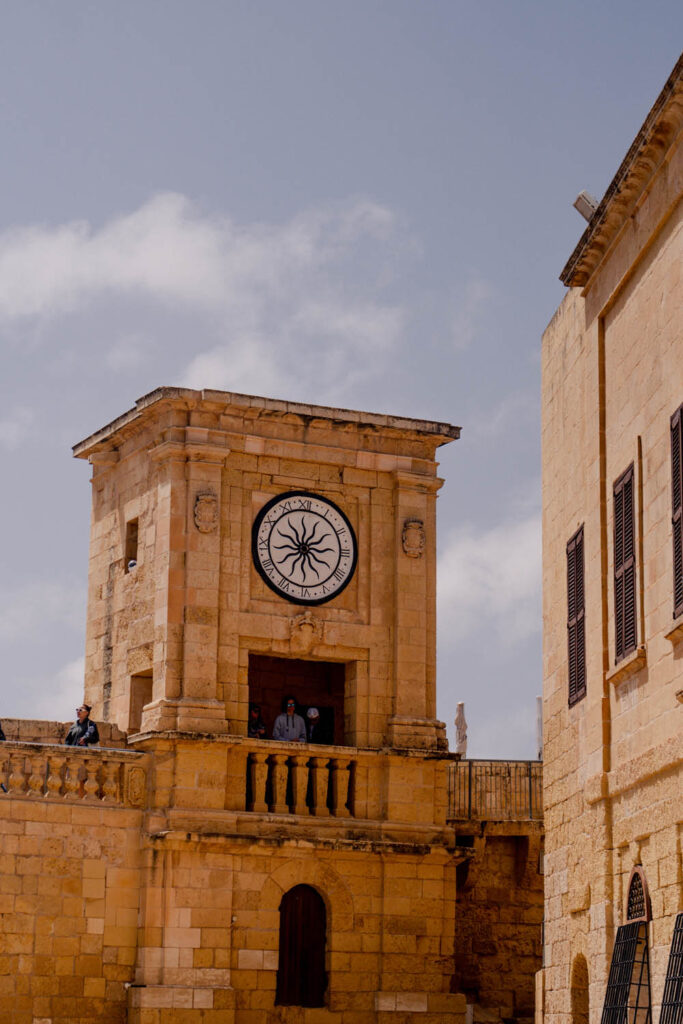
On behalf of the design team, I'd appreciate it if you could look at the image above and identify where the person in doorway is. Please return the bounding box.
[306,707,325,744]
[272,695,306,743]
[247,703,266,739]
[64,704,100,747]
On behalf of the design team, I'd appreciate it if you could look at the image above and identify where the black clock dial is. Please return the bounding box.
[252,491,357,605]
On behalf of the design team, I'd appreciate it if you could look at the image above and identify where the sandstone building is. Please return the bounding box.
[0,387,542,1023]
[540,56,683,1022]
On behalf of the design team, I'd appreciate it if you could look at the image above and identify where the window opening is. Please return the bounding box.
[614,466,637,662]
[125,518,139,573]
[248,654,345,744]
[129,672,152,733]
[600,869,652,1024]
[571,954,589,1024]
[660,913,683,1024]
[567,525,586,705]
[275,884,327,1007]
[671,406,683,618]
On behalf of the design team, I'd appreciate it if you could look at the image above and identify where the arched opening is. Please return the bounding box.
[570,953,589,1024]
[275,884,327,1007]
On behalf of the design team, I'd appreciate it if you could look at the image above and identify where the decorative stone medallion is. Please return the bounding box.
[194,491,218,533]
[289,611,323,654]
[252,491,357,605]
[402,518,425,558]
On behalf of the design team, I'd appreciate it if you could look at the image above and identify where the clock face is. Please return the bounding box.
[252,491,357,605]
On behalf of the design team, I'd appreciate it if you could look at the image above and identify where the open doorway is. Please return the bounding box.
[129,671,153,734]
[248,654,345,745]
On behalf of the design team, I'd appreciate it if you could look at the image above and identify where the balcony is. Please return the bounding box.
[447,759,542,822]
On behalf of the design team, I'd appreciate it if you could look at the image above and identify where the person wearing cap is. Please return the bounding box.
[306,707,325,744]
[272,694,307,743]
[64,704,100,747]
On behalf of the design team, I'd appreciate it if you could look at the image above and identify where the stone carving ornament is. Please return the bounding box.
[194,491,219,533]
[125,766,146,808]
[402,518,425,558]
[289,611,323,654]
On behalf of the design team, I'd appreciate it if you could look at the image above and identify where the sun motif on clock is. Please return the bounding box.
[252,491,357,605]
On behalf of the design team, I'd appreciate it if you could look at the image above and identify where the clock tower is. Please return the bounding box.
[74,386,459,751]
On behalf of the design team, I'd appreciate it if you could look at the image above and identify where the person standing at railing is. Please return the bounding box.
[247,703,266,739]
[272,695,307,743]
[64,704,100,747]
[0,721,5,741]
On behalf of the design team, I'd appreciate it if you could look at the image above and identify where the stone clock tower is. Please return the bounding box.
[75,386,459,752]
[70,386,467,1024]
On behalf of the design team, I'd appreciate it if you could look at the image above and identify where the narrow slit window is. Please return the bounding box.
[614,466,636,663]
[567,525,586,706]
[125,518,139,573]
[671,405,683,619]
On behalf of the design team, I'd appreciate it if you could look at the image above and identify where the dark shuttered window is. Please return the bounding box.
[567,526,586,706]
[614,465,637,663]
[672,406,683,619]
[275,885,327,1007]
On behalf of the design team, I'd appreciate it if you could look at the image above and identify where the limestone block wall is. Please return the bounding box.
[452,827,543,1020]
[128,833,465,1024]
[0,743,147,1024]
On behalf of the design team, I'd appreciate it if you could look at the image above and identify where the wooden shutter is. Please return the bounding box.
[672,407,683,618]
[614,465,637,662]
[275,884,327,1007]
[567,526,586,705]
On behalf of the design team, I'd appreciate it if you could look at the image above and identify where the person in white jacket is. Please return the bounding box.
[272,694,307,743]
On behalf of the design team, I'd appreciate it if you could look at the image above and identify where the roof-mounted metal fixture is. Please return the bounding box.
[573,190,599,222]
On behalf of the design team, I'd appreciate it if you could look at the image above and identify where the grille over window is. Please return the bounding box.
[660,913,683,1024]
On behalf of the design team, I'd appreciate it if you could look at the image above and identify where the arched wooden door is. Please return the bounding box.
[275,884,327,1007]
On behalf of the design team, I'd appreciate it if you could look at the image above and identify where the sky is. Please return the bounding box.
[0,2,680,757]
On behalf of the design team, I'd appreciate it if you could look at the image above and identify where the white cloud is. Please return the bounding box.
[0,192,407,402]
[29,657,85,721]
[451,277,494,351]
[469,390,538,439]
[438,511,542,646]
[0,406,35,450]
[0,581,85,643]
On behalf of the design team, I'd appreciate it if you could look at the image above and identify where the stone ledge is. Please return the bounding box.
[606,645,647,686]
[664,613,683,644]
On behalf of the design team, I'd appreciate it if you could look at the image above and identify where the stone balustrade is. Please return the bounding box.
[244,739,355,818]
[448,758,543,822]
[0,741,147,808]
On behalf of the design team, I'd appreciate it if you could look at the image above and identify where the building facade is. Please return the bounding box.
[0,386,543,1024]
[540,57,683,1022]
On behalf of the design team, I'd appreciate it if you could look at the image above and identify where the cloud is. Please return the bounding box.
[0,406,35,450]
[437,510,542,646]
[469,390,538,439]
[0,581,85,643]
[0,192,408,402]
[451,277,494,351]
[29,657,85,721]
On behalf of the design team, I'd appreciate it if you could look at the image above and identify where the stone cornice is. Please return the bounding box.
[560,54,683,288]
[73,385,460,459]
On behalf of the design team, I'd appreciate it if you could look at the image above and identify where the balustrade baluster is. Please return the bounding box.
[27,757,45,797]
[8,756,26,794]
[63,760,80,799]
[329,758,351,817]
[270,753,290,814]
[248,752,269,813]
[309,757,330,817]
[290,754,309,816]
[101,760,119,802]
[45,756,64,799]
[83,759,100,801]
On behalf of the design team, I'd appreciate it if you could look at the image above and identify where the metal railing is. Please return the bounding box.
[447,759,542,821]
